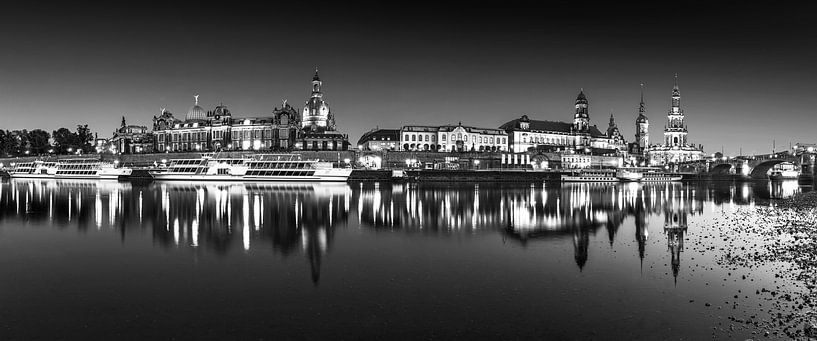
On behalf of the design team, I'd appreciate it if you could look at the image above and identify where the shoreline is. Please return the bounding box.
[714,190,817,338]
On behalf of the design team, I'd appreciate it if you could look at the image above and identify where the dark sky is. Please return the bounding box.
[1,2,815,155]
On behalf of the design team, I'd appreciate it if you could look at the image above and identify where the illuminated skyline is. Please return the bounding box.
[0,3,815,155]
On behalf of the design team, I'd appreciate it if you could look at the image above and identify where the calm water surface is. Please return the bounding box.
[0,179,806,339]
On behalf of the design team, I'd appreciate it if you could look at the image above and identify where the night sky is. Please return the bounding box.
[1,3,815,155]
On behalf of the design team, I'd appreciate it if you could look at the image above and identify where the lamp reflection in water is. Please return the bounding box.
[0,178,805,285]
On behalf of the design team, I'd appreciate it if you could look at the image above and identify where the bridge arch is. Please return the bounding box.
[708,163,733,175]
[530,153,551,169]
[749,160,787,179]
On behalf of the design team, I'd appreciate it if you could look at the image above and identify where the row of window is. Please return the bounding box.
[169,167,207,174]
[402,143,505,152]
[56,171,98,175]
[404,133,506,144]
[157,129,291,142]
[245,170,315,177]
[521,135,572,145]
[245,162,313,170]
[58,164,99,170]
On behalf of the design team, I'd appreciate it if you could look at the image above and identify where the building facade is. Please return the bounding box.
[298,70,349,151]
[357,128,400,151]
[110,116,154,154]
[399,123,507,152]
[647,75,705,165]
[500,90,628,154]
[152,71,349,153]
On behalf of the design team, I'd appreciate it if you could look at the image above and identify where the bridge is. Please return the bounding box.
[706,149,817,179]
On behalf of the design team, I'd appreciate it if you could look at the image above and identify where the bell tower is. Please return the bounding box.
[635,83,650,149]
[573,89,590,132]
[664,74,688,147]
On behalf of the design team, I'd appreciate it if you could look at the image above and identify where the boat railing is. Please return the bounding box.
[253,154,307,162]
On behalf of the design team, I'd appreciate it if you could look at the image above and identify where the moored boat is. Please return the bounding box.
[769,163,799,180]
[561,169,618,182]
[150,153,352,182]
[616,168,644,182]
[9,159,131,180]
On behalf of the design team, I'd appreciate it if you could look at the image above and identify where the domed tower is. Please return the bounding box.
[635,84,650,149]
[186,94,207,121]
[301,69,332,130]
[664,74,688,147]
[573,89,590,132]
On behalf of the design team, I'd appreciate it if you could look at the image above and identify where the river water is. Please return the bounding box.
[0,179,806,339]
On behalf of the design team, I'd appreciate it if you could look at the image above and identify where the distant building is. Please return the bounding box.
[110,116,153,154]
[357,128,400,151]
[152,71,349,153]
[500,90,628,154]
[647,75,705,165]
[627,85,650,165]
[399,123,507,152]
[298,70,350,151]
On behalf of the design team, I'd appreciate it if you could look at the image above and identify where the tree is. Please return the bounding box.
[52,127,75,154]
[76,124,93,154]
[12,130,29,155]
[27,129,51,155]
[4,130,20,156]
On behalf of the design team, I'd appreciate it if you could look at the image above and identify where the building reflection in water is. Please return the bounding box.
[352,181,744,277]
[0,178,801,284]
[0,179,351,285]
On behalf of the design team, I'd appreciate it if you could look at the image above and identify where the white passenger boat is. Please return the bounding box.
[150,154,352,182]
[631,167,683,182]
[8,159,131,180]
[769,163,799,180]
[616,168,644,182]
[561,169,618,182]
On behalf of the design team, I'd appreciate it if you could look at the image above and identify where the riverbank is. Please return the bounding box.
[709,190,817,339]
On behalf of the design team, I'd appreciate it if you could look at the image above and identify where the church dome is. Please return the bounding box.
[186,105,206,121]
[575,90,588,104]
[186,95,206,121]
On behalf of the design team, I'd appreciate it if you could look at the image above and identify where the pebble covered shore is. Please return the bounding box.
[704,190,817,339]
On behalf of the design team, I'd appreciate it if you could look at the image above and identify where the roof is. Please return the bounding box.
[357,129,400,145]
[499,117,607,138]
[402,124,505,135]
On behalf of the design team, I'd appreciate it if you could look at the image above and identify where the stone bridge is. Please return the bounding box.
[707,151,816,179]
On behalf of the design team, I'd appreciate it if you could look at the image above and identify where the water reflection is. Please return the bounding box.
[0,179,802,284]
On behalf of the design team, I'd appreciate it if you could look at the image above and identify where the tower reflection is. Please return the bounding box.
[0,178,798,284]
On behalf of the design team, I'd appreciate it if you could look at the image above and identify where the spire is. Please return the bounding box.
[194,94,199,106]
[639,83,646,114]
[313,67,321,81]
[671,74,681,109]
[609,111,615,126]
[121,116,126,127]
[640,83,645,104]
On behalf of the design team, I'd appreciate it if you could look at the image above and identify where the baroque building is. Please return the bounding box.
[298,70,349,151]
[646,75,705,165]
[357,128,400,151]
[500,90,628,155]
[151,71,349,153]
[110,116,153,154]
[399,123,507,152]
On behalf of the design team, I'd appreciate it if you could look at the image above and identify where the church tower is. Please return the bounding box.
[607,112,623,143]
[635,83,649,150]
[664,74,688,147]
[301,68,332,130]
[573,89,589,132]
